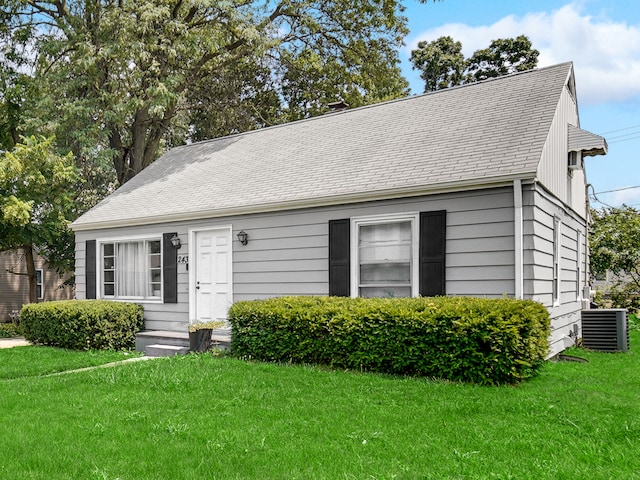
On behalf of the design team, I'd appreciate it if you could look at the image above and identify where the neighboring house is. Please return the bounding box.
[71,62,607,357]
[0,250,73,321]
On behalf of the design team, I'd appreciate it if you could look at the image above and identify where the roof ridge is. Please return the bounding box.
[169,62,574,151]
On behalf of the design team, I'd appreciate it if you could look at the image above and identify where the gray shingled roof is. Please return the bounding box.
[72,62,574,230]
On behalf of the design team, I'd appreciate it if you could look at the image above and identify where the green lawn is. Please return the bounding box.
[1,334,639,480]
[0,346,141,380]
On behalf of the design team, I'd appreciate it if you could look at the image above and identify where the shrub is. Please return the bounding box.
[0,322,20,338]
[229,296,550,385]
[20,300,144,350]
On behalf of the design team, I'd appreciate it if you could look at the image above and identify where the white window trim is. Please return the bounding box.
[350,212,419,298]
[96,233,164,303]
[36,269,44,300]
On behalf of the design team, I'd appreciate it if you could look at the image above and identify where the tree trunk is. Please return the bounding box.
[23,244,39,304]
[113,102,179,185]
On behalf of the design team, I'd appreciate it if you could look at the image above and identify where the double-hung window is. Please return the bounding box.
[352,214,419,298]
[36,269,43,300]
[552,216,561,306]
[576,230,583,301]
[101,239,162,300]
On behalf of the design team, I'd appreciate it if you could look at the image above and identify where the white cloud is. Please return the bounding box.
[406,3,640,105]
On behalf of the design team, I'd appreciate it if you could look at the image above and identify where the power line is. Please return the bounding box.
[596,124,640,145]
[594,185,640,195]
[606,131,640,141]
[608,135,640,145]
[589,185,615,208]
[598,124,640,135]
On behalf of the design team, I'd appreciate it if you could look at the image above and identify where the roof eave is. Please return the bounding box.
[71,173,534,232]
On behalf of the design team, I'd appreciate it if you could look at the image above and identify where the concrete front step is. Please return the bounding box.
[146,344,190,357]
[211,330,232,350]
[136,330,189,354]
[136,329,232,356]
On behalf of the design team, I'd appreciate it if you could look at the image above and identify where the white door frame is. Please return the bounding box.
[188,225,234,325]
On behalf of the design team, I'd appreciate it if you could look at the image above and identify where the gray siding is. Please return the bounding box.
[522,183,587,357]
[75,186,516,332]
[75,182,584,358]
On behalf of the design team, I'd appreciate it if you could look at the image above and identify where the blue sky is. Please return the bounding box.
[399,0,640,208]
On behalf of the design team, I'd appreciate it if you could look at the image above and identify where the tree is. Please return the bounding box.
[590,206,640,311]
[409,36,465,92]
[0,136,79,302]
[411,35,539,92]
[1,0,416,186]
[466,35,539,82]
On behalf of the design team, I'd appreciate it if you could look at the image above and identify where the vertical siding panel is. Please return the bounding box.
[537,85,585,218]
[523,183,587,357]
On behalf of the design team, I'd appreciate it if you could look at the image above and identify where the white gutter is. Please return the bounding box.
[513,179,524,299]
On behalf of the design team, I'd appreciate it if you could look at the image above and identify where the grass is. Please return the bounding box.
[0,346,141,379]
[0,334,638,479]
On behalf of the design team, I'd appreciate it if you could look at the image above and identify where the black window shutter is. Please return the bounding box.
[163,233,178,304]
[86,240,96,299]
[328,219,350,296]
[419,211,446,296]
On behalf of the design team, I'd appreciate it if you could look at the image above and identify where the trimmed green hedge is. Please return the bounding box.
[20,300,144,351]
[229,296,550,385]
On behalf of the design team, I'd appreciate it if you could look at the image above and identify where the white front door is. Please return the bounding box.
[192,227,232,325]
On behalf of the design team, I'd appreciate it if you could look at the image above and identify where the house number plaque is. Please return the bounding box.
[177,255,189,264]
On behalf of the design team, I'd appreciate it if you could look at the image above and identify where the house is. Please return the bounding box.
[71,62,607,357]
[0,249,73,321]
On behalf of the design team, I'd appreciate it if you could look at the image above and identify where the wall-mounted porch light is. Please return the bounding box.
[170,233,181,249]
[237,230,248,246]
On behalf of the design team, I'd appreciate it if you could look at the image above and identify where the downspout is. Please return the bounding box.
[584,183,593,308]
[514,180,524,299]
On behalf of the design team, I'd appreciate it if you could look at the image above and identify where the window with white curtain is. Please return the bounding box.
[101,239,162,300]
[352,214,418,298]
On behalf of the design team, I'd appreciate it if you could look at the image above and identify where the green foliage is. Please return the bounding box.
[0,136,79,298]
[410,34,539,92]
[19,300,144,351]
[2,0,415,185]
[188,321,226,333]
[590,206,640,311]
[410,36,465,91]
[229,296,550,385]
[0,322,19,338]
[466,35,539,82]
